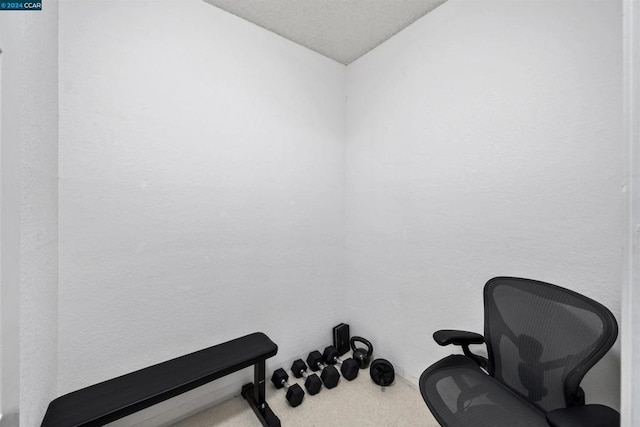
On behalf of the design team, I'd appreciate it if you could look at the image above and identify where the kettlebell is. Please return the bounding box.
[350,336,373,369]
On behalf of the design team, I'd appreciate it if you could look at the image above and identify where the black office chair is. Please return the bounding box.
[420,277,620,427]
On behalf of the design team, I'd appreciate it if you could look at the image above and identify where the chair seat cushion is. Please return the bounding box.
[420,355,548,427]
[546,404,620,427]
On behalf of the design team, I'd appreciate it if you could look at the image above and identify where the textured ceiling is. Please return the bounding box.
[202,0,447,65]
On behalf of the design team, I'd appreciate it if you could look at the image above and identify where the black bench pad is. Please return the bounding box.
[42,332,278,427]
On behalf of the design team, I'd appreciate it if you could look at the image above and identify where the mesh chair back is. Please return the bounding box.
[484,277,617,413]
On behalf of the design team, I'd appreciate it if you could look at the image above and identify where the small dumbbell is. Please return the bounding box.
[306,350,340,389]
[291,359,323,395]
[270,368,305,407]
[323,346,359,380]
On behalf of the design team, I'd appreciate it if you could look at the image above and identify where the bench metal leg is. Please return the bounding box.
[242,361,280,427]
[255,360,266,405]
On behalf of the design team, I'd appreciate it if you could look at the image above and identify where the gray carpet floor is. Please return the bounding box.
[172,364,439,426]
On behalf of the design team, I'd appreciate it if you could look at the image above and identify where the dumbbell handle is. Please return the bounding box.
[330,355,345,364]
[297,370,311,379]
[280,379,292,389]
[312,360,328,370]
[293,367,310,378]
[328,353,353,367]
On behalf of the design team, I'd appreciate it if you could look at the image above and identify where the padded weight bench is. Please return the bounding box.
[41,332,279,427]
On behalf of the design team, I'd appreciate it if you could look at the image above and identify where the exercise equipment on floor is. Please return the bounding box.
[291,359,323,395]
[350,336,373,369]
[370,358,395,386]
[322,345,359,380]
[332,323,351,355]
[306,350,340,388]
[271,368,305,407]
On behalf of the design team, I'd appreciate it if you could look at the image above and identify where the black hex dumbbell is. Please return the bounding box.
[306,350,340,389]
[270,368,305,407]
[323,345,359,380]
[291,359,323,395]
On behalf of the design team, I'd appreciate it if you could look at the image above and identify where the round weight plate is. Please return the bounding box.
[370,358,395,386]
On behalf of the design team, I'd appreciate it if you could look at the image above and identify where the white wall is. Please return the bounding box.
[345,0,623,410]
[58,0,344,421]
[633,0,640,417]
[0,15,21,424]
[623,0,640,423]
[1,2,59,426]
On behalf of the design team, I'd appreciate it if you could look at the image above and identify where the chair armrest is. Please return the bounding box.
[546,404,619,427]
[432,330,487,370]
[433,330,485,346]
